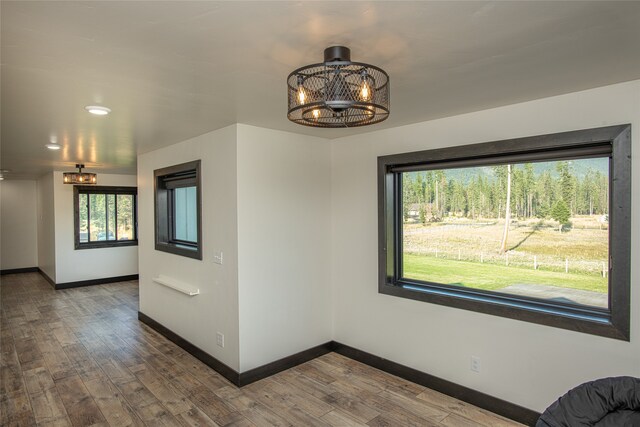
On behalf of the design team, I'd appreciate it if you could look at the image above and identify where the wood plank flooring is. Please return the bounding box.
[1,273,524,426]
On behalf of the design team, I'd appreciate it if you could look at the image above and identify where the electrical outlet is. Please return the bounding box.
[471,356,481,373]
[213,252,223,265]
[216,332,225,348]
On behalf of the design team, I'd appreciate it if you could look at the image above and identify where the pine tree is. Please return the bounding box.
[551,199,570,232]
[556,161,575,212]
[523,163,535,217]
[402,174,412,221]
[499,164,512,253]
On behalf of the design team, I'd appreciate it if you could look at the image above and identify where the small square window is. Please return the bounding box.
[154,160,202,260]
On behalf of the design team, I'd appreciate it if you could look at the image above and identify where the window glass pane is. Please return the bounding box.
[117,194,134,240]
[89,194,106,241]
[401,157,609,309]
[79,193,89,243]
[174,186,198,243]
[105,194,115,241]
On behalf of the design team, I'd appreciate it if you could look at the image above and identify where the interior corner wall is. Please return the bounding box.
[52,171,138,284]
[236,124,332,372]
[138,124,240,371]
[330,80,640,412]
[36,173,56,281]
[1,180,38,270]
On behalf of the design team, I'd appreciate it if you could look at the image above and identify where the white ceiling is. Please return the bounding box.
[2,1,640,179]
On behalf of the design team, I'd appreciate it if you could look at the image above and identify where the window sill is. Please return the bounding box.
[155,242,202,260]
[75,240,138,250]
[379,281,627,341]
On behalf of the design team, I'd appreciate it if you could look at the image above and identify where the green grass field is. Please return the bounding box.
[403,253,607,293]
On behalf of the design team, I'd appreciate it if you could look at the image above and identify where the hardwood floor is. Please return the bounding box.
[1,273,523,426]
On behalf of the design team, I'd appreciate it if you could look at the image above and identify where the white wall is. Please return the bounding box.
[53,172,138,284]
[330,80,640,412]
[1,180,38,270]
[236,124,332,372]
[36,173,56,281]
[136,124,333,373]
[138,125,240,371]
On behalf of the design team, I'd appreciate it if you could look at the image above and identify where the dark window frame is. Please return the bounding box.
[73,186,138,249]
[378,124,631,340]
[154,160,202,260]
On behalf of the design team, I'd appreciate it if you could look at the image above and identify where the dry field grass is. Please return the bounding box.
[403,215,608,275]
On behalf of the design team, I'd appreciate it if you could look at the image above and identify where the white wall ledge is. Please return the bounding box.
[153,275,200,296]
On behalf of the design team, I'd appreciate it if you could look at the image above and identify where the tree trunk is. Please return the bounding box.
[500,165,512,253]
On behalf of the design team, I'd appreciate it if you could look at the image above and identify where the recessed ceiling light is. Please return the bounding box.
[46,142,61,150]
[85,105,111,115]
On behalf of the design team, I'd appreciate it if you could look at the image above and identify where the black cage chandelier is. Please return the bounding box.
[63,164,97,185]
[287,46,389,128]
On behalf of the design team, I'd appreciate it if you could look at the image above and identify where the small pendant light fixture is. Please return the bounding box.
[63,164,97,185]
[287,46,389,128]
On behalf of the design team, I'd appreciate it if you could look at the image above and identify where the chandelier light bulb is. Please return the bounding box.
[360,82,370,101]
[312,109,320,119]
[297,86,306,105]
[359,70,373,101]
[296,75,307,105]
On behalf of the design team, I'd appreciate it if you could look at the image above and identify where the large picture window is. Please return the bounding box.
[378,125,631,340]
[154,160,202,260]
[74,186,138,249]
